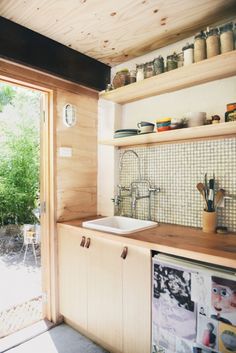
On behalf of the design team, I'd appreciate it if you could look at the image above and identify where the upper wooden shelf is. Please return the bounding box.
[99,51,236,104]
[99,122,236,147]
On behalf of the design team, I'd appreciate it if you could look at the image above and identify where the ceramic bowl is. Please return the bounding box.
[139,125,154,133]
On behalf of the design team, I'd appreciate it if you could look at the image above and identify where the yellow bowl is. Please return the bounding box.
[156,117,172,123]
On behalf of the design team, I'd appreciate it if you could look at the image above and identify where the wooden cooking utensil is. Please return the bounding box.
[215,189,225,208]
[196,182,208,210]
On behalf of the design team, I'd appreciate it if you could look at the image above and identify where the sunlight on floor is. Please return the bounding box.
[8,331,59,353]
[0,257,41,312]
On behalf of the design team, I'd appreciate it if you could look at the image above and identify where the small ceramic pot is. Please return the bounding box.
[184,112,206,127]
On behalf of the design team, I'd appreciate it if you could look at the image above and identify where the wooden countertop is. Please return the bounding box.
[57,216,236,269]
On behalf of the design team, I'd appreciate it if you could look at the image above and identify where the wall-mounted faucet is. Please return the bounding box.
[130,180,160,220]
[112,149,141,213]
[119,149,141,180]
[112,149,160,220]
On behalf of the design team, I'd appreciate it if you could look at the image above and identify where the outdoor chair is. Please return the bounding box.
[21,224,40,265]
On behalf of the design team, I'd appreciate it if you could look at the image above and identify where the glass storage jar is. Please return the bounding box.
[153,56,164,74]
[225,102,236,122]
[177,52,184,67]
[136,64,144,81]
[194,31,206,62]
[206,28,220,58]
[112,69,130,88]
[166,53,178,71]
[144,61,154,78]
[220,23,234,53]
[129,69,137,83]
[234,23,236,49]
[182,43,194,65]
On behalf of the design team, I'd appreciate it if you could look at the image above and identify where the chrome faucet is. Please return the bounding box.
[130,180,160,220]
[112,150,141,213]
[112,149,160,220]
[119,149,141,180]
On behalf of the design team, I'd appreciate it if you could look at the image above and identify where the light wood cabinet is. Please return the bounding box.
[87,236,123,352]
[58,224,151,353]
[58,227,88,330]
[123,244,151,353]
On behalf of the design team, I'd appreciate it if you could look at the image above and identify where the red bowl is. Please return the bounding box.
[156,126,171,132]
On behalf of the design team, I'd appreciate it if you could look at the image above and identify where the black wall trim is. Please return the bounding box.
[0,16,110,91]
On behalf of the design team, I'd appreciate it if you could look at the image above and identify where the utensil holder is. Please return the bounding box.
[202,211,217,233]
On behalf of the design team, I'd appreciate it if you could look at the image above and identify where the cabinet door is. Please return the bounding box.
[87,235,123,353]
[58,226,88,330]
[123,245,151,353]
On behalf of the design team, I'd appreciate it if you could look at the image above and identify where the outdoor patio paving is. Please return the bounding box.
[0,233,43,338]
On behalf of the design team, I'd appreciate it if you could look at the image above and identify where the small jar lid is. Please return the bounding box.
[182,42,194,50]
[220,22,233,33]
[154,55,164,61]
[166,53,177,60]
[212,115,220,121]
[145,61,154,66]
[194,31,206,40]
[206,28,219,37]
[177,51,184,58]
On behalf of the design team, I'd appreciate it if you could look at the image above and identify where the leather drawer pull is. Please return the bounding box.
[80,236,86,247]
[85,237,91,248]
[121,246,128,259]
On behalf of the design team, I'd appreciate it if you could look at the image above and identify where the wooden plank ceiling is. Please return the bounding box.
[1,0,236,66]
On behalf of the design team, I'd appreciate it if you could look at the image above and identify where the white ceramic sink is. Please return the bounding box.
[82,216,157,235]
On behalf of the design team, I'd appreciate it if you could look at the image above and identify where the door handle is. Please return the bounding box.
[80,236,86,247]
[85,237,91,249]
[121,246,128,259]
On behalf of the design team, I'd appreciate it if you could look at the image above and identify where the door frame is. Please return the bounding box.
[0,64,57,323]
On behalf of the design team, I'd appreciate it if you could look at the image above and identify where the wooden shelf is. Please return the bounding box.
[99,51,236,104]
[99,122,236,147]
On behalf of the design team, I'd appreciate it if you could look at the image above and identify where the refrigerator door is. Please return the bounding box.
[152,254,236,353]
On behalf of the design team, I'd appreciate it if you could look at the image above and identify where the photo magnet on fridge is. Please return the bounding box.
[210,276,236,326]
[197,315,219,351]
[219,322,236,353]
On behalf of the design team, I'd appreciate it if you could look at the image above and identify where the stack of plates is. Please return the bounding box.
[114,129,139,138]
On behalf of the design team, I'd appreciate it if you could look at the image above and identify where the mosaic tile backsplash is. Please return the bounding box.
[118,138,236,232]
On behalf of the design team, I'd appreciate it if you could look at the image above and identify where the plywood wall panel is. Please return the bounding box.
[57,187,97,221]
[56,88,98,221]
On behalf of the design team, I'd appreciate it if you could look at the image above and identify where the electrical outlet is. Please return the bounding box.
[59,147,72,157]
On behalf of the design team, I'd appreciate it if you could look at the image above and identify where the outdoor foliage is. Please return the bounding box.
[0,85,15,112]
[0,84,40,225]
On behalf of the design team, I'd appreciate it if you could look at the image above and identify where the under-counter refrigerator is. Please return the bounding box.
[152,254,236,353]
